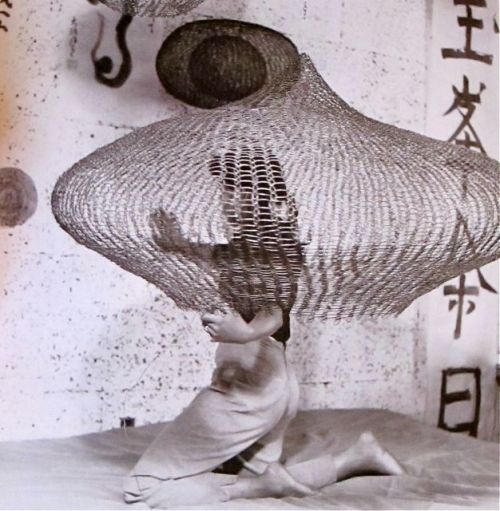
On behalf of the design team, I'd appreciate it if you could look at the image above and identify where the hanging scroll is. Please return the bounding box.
[424,0,499,440]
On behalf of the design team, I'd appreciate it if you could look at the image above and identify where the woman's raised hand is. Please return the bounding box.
[201,311,255,343]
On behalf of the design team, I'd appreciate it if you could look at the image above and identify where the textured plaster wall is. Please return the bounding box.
[0,0,428,441]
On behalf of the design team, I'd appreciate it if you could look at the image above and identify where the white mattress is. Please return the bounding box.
[0,409,498,510]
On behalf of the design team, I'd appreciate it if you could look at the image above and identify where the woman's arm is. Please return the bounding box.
[150,209,214,260]
[202,307,283,344]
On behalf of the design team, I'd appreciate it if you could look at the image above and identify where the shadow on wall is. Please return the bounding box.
[0,167,37,228]
[67,1,254,123]
[66,5,189,124]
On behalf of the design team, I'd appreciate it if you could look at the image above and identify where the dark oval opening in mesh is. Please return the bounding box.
[187,35,267,102]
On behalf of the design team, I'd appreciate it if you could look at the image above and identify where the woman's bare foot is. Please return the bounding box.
[123,474,163,503]
[144,473,236,508]
[223,462,313,500]
[339,431,403,480]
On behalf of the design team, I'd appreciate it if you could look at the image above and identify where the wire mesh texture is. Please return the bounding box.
[99,0,206,17]
[156,19,301,109]
[52,52,500,321]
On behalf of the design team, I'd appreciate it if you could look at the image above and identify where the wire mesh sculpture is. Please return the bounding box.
[99,0,206,17]
[52,49,500,320]
[156,19,301,108]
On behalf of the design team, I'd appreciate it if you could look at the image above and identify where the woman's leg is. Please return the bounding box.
[123,338,291,504]
[286,431,403,489]
[223,431,403,500]
[140,473,237,509]
[235,353,300,475]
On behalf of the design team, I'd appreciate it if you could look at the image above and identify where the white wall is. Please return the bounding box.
[0,0,452,441]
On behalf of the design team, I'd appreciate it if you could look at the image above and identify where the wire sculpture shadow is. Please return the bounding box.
[91,12,133,88]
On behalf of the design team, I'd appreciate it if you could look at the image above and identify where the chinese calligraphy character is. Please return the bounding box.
[438,367,481,437]
[444,76,486,155]
[442,0,493,65]
[443,270,496,339]
[444,211,497,339]
[444,274,479,339]
[0,0,12,33]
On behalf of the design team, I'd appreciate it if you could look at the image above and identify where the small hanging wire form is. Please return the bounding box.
[100,0,206,17]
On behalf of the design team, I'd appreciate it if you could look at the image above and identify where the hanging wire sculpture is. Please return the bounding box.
[156,19,301,108]
[99,0,206,17]
[52,21,500,321]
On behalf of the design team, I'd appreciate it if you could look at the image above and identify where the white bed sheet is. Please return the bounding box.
[0,409,498,510]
